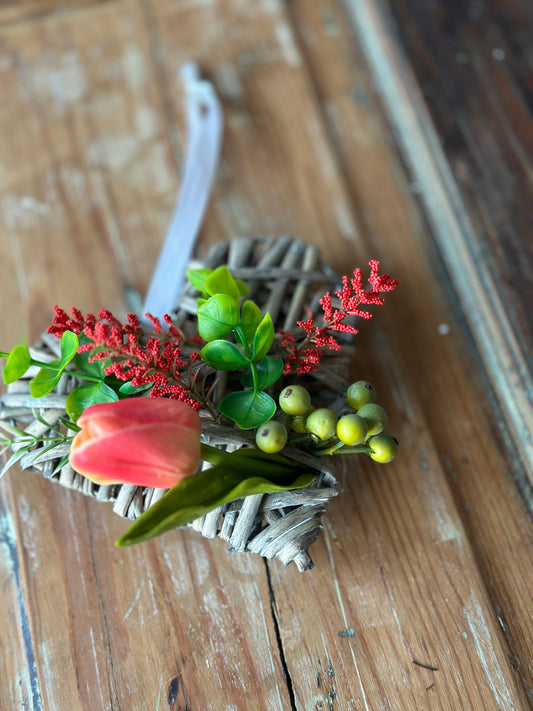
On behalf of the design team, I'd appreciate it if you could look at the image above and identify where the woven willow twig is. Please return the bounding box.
[0,237,354,571]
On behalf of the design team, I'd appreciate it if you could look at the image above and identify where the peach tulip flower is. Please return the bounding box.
[69,398,201,489]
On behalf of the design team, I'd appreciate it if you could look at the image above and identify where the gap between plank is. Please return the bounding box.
[264,560,298,711]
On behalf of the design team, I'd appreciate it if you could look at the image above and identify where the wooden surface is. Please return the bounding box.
[0,1,531,709]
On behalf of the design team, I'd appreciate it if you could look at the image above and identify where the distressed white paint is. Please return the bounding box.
[323,524,371,711]
[215,63,245,101]
[58,167,89,211]
[88,134,139,171]
[0,510,42,709]
[306,116,335,180]
[122,44,147,91]
[122,578,145,621]
[2,193,45,229]
[18,494,40,578]
[37,51,87,106]
[463,593,514,710]
[334,199,358,240]
[19,196,50,215]
[260,0,283,13]
[274,21,301,67]
[421,473,463,545]
[134,104,159,141]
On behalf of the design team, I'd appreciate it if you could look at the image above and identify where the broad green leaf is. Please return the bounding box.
[240,356,284,389]
[30,331,79,398]
[66,381,119,421]
[197,294,240,342]
[230,446,303,469]
[186,268,212,298]
[205,265,241,300]
[59,331,79,366]
[73,352,105,379]
[235,279,249,297]
[118,381,153,396]
[73,335,106,378]
[2,345,31,384]
[30,363,62,398]
[219,389,276,429]
[252,312,274,361]
[200,340,249,371]
[115,464,315,547]
[239,300,263,344]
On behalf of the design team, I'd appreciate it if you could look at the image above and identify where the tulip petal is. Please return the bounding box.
[71,422,200,489]
[77,398,190,430]
[70,399,202,488]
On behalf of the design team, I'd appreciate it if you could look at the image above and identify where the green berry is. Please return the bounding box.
[256,421,288,453]
[291,414,308,434]
[306,408,337,440]
[279,385,312,416]
[357,403,387,437]
[346,381,376,410]
[368,434,398,463]
[336,414,368,445]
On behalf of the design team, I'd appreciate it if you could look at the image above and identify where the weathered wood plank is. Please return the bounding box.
[285,0,533,705]
[0,2,292,709]
[355,0,533,486]
[0,0,182,343]
[0,0,531,709]
[3,471,293,710]
[0,1,111,26]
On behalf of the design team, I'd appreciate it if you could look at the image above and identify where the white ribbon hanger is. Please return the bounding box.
[142,63,223,322]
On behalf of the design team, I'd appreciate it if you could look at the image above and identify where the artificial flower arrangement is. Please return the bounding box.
[0,237,398,570]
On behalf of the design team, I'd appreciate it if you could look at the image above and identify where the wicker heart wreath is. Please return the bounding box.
[0,235,397,571]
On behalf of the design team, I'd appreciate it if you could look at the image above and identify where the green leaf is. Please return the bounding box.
[252,313,274,361]
[241,356,284,389]
[30,363,63,398]
[57,416,81,433]
[29,331,80,398]
[0,421,29,438]
[230,446,303,469]
[60,331,79,364]
[53,453,71,475]
[197,294,240,342]
[186,268,212,298]
[118,381,153,396]
[2,345,31,384]
[239,300,263,345]
[205,266,241,301]
[66,381,119,421]
[219,389,276,429]
[72,335,106,378]
[235,279,249,297]
[1,445,34,478]
[115,465,315,547]
[200,340,249,371]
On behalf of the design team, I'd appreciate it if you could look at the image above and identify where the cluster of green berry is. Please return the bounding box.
[255,381,398,463]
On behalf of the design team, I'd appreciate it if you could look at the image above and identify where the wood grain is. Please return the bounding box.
[378,0,533,486]
[0,0,531,709]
